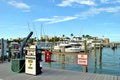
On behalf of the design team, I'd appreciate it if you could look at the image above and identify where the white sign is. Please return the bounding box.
[27,50,36,55]
[77,54,88,66]
[25,55,36,75]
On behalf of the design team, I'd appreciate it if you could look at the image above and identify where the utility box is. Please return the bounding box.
[11,59,25,73]
[25,45,42,75]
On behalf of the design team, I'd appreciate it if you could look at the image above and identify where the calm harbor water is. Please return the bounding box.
[42,45,120,76]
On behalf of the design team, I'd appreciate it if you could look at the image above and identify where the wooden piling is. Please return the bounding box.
[94,44,97,73]
[61,47,65,69]
[94,44,97,61]
[48,62,51,68]
[61,54,65,69]
[83,40,88,72]
[48,52,52,68]
[99,44,102,70]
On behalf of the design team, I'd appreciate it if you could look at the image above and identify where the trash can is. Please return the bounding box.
[11,59,25,73]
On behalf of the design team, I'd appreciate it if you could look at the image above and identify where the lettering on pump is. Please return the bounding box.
[28,60,33,69]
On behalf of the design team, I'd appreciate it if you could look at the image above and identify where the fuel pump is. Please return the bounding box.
[25,45,42,75]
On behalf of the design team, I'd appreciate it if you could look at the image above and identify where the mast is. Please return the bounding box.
[40,24,42,40]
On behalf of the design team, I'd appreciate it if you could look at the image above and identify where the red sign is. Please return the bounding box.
[77,54,88,66]
[45,50,51,63]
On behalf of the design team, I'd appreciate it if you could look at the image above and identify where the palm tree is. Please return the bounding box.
[62,34,65,40]
[70,33,74,40]
[86,35,91,39]
[82,35,85,39]
[62,34,65,37]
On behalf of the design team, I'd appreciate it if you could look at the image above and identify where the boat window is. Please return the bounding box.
[71,44,81,46]
[65,46,72,48]
[92,41,101,43]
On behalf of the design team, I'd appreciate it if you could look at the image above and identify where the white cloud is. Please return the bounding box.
[100,0,109,3]
[94,6,120,13]
[35,16,78,24]
[35,6,120,24]
[116,0,120,3]
[78,6,120,19]
[57,0,96,7]
[100,0,120,4]
[57,0,120,7]
[8,1,30,11]
[57,0,72,7]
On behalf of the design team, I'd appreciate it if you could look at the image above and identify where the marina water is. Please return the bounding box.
[42,45,120,76]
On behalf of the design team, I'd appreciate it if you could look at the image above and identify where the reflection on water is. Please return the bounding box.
[42,46,120,76]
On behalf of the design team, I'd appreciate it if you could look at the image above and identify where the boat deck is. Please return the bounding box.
[0,62,120,80]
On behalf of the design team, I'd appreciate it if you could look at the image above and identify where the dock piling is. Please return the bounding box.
[61,54,65,69]
[94,44,97,73]
[99,44,102,73]
[83,40,88,72]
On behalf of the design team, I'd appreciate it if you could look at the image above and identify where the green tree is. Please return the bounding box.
[61,34,65,40]
[82,35,85,38]
[70,33,74,39]
[62,34,65,38]
[86,35,91,39]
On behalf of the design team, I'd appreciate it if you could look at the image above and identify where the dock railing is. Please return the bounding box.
[41,46,120,76]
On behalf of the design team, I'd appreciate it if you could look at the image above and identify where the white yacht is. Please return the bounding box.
[54,41,82,53]
[91,40,103,48]
[54,42,71,52]
[65,42,82,53]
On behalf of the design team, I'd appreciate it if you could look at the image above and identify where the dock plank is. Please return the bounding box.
[117,76,120,80]
[0,63,119,80]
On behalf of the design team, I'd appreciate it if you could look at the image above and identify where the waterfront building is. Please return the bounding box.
[41,35,49,40]
[73,37,82,41]
[103,38,110,44]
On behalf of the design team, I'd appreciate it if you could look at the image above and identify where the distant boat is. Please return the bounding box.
[53,41,82,53]
[65,42,82,53]
[91,40,103,48]
[78,41,92,52]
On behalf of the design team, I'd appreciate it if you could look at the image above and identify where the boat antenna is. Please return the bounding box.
[40,23,43,40]
[27,22,31,32]
[32,23,39,41]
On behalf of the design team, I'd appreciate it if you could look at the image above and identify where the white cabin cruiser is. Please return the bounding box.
[54,41,82,53]
[91,40,103,48]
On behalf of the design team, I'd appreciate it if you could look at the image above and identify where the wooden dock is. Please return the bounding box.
[0,62,120,80]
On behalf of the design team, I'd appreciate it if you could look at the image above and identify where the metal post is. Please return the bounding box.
[1,38,4,63]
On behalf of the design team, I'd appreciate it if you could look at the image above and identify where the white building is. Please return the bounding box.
[73,37,82,41]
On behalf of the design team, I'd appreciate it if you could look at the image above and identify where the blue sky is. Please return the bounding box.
[0,0,120,42]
